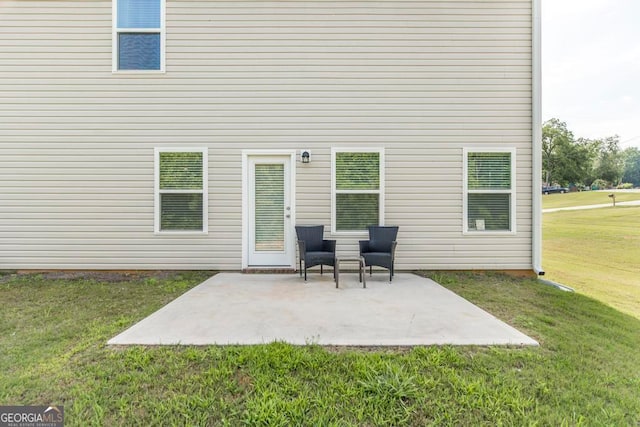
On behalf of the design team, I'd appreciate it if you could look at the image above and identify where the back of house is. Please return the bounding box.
[0,0,541,273]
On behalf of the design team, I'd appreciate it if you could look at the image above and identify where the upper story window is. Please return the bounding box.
[463,148,516,233]
[113,0,165,72]
[331,148,385,233]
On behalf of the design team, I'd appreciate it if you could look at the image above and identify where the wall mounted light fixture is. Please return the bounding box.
[301,150,311,164]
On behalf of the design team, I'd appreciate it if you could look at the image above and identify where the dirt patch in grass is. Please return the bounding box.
[5,270,211,284]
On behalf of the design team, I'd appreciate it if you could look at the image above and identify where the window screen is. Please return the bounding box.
[334,151,382,232]
[156,150,206,232]
[465,150,514,232]
[115,0,162,71]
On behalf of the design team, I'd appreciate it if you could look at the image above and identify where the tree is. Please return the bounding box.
[542,119,574,185]
[542,119,594,185]
[622,147,640,186]
[555,137,594,186]
[591,136,623,186]
[542,119,626,187]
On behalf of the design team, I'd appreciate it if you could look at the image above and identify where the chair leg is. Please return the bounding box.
[304,266,307,281]
[299,260,302,277]
[321,265,323,275]
[370,265,372,276]
[389,268,393,282]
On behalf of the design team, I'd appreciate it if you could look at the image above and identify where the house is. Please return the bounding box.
[0,0,543,274]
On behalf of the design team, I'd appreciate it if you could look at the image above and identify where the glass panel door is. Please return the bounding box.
[254,164,285,251]
[247,155,293,267]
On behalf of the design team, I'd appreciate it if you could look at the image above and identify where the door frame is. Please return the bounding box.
[242,150,297,269]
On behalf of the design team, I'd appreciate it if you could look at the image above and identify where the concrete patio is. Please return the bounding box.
[108,273,538,346]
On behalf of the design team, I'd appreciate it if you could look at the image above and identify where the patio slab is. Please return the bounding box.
[108,273,538,346]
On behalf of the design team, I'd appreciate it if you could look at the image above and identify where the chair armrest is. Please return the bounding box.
[390,241,397,259]
[359,240,370,255]
[297,240,306,256]
[322,239,336,253]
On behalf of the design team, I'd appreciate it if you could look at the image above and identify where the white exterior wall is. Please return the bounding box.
[0,0,533,270]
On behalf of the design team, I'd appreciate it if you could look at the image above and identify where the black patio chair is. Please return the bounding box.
[359,226,399,282]
[295,225,336,281]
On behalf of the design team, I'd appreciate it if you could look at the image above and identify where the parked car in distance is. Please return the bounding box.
[542,185,569,195]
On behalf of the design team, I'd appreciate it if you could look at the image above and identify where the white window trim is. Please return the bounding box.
[154,147,208,235]
[331,147,385,235]
[462,147,516,235]
[112,0,166,73]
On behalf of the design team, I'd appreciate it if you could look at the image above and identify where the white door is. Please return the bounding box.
[247,155,294,266]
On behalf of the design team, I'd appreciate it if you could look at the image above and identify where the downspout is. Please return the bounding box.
[532,0,544,275]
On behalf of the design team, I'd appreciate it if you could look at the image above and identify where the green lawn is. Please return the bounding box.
[543,206,640,319]
[2,271,639,425]
[542,190,640,209]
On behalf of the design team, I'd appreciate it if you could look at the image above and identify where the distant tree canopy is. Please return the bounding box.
[622,147,640,187]
[542,119,635,188]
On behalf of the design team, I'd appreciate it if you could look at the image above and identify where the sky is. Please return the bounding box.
[542,0,640,148]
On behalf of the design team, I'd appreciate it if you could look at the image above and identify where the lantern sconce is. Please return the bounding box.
[301,150,311,164]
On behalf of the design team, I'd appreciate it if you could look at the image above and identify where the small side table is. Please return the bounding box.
[334,256,366,289]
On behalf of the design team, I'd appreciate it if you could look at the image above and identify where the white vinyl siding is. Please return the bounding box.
[463,148,516,234]
[0,0,534,270]
[154,148,208,234]
[113,0,165,72]
[331,148,384,233]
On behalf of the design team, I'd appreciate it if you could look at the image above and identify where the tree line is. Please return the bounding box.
[543,118,640,189]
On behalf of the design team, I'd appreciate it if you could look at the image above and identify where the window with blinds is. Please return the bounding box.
[254,164,285,251]
[114,0,163,71]
[464,149,515,232]
[155,148,207,233]
[333,149,384,232]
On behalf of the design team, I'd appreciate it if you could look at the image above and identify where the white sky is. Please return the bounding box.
[542,0,640,148]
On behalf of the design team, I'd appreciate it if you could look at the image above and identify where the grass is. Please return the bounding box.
[542,189,640,210]
[2,271,640,425]
[543,206,640,319]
